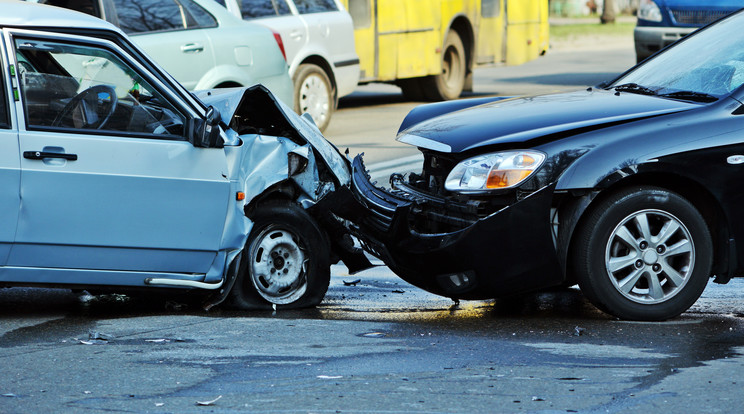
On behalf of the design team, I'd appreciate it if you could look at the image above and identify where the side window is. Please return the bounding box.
[113,0,186,34]
[348,0,370,29]
[181,0,218,28]
[482,0,501,18]
[39,0,102,18]
[15,38,186,139]
[293,0,338,14]
[240,0,292,18]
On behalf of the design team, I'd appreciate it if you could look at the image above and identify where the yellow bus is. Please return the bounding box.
[340,0,549,100]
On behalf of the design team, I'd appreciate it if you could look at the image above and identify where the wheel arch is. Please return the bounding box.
[560,172,732,283]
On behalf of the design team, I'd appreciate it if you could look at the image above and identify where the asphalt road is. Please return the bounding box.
[3,40,744,414]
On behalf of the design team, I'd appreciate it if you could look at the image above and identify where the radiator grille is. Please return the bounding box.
[670,9,733,25]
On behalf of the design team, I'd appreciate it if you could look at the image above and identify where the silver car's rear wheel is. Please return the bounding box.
[293,63,333,132]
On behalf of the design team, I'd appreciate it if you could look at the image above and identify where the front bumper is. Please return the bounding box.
[634,26,697,61]
[345,155,563,300]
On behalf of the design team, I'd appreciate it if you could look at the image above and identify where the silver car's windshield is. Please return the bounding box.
[611,11,744,101]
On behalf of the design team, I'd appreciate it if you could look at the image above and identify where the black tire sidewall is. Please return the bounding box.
[576,187,712,320]
[229,201,330,310]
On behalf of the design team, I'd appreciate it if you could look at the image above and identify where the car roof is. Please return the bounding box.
[0,0,118,33]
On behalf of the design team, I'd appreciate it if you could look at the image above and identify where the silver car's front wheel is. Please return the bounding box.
[574,186,712,320]
[249,224,308,304]
[228,201,330,310]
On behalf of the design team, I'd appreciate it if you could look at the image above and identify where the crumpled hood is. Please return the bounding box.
[398,89,702,153]
[194,86,350,185]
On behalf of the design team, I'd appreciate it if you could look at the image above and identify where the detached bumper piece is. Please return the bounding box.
[348,155,563,300]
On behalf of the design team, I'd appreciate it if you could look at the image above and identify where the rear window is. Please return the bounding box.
[240,0,292,18]
[113,0,217,34]
[293,0,337,14]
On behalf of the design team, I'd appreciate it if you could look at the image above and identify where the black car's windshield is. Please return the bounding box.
[611,11,744,101]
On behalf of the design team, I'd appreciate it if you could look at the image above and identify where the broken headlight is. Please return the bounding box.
[444,150,546,193]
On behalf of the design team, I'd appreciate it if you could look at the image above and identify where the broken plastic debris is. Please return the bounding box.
[2,393,17,398]
[88,331,114,341]
[361,332,386,338]
[195,395,222,406]
[573,326,585,336]
[155,403,164,407]
[531,396,545,401]
[317,375,343,379]
[343,279,361,286]
[392,289,405,294]
[145,339,170,343]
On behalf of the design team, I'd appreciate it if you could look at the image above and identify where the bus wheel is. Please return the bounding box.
[425,30,466,101]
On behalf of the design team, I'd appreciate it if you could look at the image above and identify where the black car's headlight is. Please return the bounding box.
[444,150,546,193]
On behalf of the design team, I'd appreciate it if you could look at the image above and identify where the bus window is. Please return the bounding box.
[348,0,371,29]
[482,0,501,17]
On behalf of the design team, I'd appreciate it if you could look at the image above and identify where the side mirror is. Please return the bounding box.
[190,106,223,148]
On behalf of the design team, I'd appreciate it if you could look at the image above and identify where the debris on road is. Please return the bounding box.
[195,395,222,406]
[574,326,586,336]
[343,279,361,286]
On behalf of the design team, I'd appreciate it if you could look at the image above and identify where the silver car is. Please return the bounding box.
[0,0,369,309]
[31,0,294,105]
[218,0,360,131]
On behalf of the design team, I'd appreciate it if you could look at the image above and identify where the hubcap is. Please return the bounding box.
[298,73,330,128]
[605,209,694,304]
[249,226,308,304]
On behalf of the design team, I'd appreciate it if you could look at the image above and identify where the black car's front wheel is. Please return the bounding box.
[229,201,330,310]
[573,186,712,320]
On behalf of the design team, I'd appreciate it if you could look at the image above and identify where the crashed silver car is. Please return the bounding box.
[0,1,368,309]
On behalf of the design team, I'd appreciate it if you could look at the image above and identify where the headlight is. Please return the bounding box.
[444,150,546,193]
[637,0,662,22]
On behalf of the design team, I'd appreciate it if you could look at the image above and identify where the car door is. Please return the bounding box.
[0,35,20,266]
[240,0,307,67]
[112,0,215,90]
[7,30,230,278]
[293,0,353,65]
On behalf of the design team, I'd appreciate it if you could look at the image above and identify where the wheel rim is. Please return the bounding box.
[249,225,308,304]
[298,73,330,127]
[604,209,695,304]
[441,43,463,91]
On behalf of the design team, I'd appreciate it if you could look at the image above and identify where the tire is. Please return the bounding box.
[293,63,334,132]
[228,201,330,310]
[423,30,466,101]
[572,186,712,321]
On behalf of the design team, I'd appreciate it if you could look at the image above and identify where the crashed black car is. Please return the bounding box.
[345,9,744,321]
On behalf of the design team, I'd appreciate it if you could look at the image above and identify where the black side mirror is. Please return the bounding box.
[190,106,223,148]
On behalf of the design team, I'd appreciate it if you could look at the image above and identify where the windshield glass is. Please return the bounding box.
[611,11,744,100]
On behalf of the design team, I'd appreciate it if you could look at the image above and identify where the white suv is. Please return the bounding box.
[217,0,359,131]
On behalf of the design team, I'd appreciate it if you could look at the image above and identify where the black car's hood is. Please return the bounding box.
[397,89,703,153]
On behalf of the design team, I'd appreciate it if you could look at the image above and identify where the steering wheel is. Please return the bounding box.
[52,85,118,129]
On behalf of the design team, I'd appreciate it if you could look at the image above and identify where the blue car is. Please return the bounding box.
[634,0,743,62]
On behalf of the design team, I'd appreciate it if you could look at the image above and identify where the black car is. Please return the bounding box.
[344,9,744,321]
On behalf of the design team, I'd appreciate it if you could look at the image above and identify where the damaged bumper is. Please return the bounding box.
[346,155,563,300]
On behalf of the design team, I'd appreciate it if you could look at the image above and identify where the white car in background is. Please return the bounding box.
[31,0,294,105]
[217,0,360,131]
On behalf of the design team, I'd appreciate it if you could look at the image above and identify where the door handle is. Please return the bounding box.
[180,43,204,53]
[23,151,77,161]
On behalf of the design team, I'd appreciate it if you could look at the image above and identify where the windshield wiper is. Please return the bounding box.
[613,83,658,96]
[659,90,719,103]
